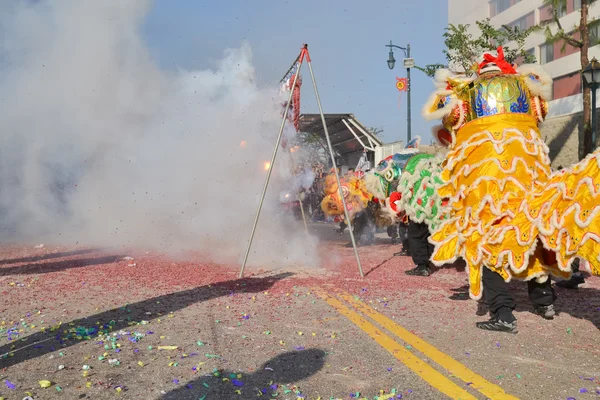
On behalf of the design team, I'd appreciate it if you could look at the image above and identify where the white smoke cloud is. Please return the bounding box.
[0,0,320,267]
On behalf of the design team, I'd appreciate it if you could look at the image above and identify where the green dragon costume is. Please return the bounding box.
[395,153,447,232]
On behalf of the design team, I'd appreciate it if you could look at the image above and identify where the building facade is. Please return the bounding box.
[448,0,600,166]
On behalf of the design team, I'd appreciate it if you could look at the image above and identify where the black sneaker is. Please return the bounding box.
[405,266,430,277]
[533,304,555,320]
[556,274,585,289]
[394,249,410,257]
[476,317,518,333]
[476,301,489,316]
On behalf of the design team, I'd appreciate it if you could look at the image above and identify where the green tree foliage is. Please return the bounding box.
[418,19,540,77]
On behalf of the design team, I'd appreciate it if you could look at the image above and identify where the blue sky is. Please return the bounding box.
[143,1,448,145]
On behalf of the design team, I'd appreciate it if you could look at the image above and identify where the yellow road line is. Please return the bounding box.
[315,290,478,400]
[336,291,519,400]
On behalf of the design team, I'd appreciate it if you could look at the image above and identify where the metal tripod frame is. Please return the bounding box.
[239,44,364,278]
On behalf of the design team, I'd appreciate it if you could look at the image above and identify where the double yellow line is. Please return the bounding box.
[314,289,519,400]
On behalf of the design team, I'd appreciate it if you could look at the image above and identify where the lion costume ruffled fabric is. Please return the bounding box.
[364,141,424,222]
[322,145,427,228]
[320,172,371,221]
[423,48,600,299]
[396,153,447,232]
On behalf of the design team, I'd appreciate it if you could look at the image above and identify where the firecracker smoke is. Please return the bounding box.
[0,0,320,267]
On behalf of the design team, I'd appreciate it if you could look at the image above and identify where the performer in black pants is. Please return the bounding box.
[404,220,434,276]
[387,223,400,244]
[476,267,556,333]
[344,201,377,247]
[336,220,347,234]
[556,258,586,289]
[393,221,410,256]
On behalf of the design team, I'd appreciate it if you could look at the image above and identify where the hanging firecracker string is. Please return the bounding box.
[279,61,302,132]
[398,92,402,112]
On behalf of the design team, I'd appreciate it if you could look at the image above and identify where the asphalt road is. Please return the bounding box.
[0,224,598,399]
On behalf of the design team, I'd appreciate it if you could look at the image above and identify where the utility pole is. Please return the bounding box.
[386,41,413,143]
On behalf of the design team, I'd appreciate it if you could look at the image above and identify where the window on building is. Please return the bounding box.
[490,0,511,17]
[508,12,534,31]
[556,3,567,18]
[540,43,554,64]
[526,48,535,57]
[515,48,535,64]
[590,24,600,44]
[553,72,582,99]
[540,2,569,21]
[509,16,527,31]
[539,5,553,23]
[573,0,582,11]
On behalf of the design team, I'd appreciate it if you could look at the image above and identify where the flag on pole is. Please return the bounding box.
[396,77,408,92]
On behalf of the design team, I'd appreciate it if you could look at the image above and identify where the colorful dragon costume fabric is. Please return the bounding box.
[322,142,422,227]
[364,148,420,202]
[363,138,424,221]
[395,153,447,232]
[423,46,600,300]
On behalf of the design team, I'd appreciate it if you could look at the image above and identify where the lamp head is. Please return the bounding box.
[387,50,396,70]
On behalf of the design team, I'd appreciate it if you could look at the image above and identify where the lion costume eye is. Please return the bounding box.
[341,186,350,198]
[384,169,396,182]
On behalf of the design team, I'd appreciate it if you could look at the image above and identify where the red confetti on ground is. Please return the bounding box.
[0,237,473,309]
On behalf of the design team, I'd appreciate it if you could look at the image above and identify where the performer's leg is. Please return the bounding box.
[476,267,518,333]
[361,215,376,246]
[556,258,586,289]
[394,223,410,256]
[426,235,434,260]
[387,224,399,244]
[402,223,410,252]
[405,221,431,276]
[476,295,489,316]
[528,277,556,320]
[475,269,489,316]
[336,221,347,234]
[345,212,366,247]
[353,212,365,240]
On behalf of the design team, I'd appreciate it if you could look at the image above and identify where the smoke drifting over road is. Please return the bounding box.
[0,1,320,267]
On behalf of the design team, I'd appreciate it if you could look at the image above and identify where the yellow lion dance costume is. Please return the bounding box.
[320,171,371,222]
[423,47,600,301]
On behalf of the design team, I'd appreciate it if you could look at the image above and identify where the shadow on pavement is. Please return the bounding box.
[0,255,125,276]
[0,273,293,369]
[162,349,326,400]
[0,248,100,266]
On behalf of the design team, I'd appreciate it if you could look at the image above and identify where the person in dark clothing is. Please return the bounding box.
[404,220,434,276]
[336,220,347,234]
[387,223,400,244]
[394,221,410,256]
[346,200,377,246]
[555,256,586,289]
[475,267,556,333]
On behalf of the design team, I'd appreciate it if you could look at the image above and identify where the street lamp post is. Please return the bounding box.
[386,40,414,143]
[582,57,600,151]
